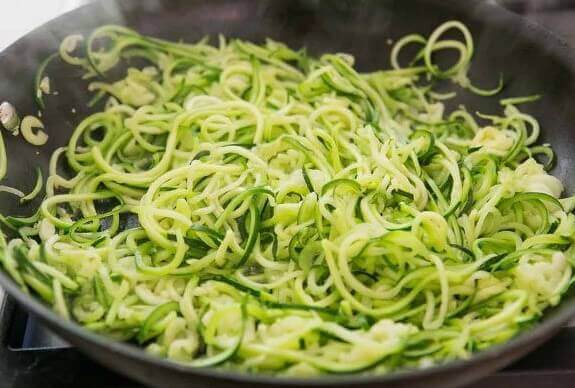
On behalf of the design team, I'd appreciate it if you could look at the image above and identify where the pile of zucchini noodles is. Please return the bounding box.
[1,20,575,375]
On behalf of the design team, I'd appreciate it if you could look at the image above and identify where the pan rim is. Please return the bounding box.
[1,0,575,385]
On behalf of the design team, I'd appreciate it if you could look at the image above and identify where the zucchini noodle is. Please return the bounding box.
[20,167,43,204]
[1,20,575,376]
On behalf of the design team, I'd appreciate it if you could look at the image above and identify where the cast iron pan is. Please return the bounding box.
[1,0,575,387]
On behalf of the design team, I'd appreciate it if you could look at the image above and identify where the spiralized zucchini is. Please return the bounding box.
[1,20,575,376]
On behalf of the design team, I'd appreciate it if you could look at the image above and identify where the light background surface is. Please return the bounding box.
[0,0,90,50]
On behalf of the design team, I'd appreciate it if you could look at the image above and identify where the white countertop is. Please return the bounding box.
[0,0,90,50]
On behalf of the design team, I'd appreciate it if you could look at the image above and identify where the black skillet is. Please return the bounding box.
[1,0,575,387]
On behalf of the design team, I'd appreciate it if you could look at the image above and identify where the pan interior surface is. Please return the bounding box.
[1,0,575,387]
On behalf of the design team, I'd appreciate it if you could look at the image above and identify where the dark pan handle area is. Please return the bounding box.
[2,0,575,387]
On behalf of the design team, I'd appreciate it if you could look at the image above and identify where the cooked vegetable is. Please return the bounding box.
[35,53,58,110]
[0,185,25,198]
[0,129,6,181]
[1,20,574,376]
[20,167,43,203]
[20,115,48,145]
[0,101,20,133]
